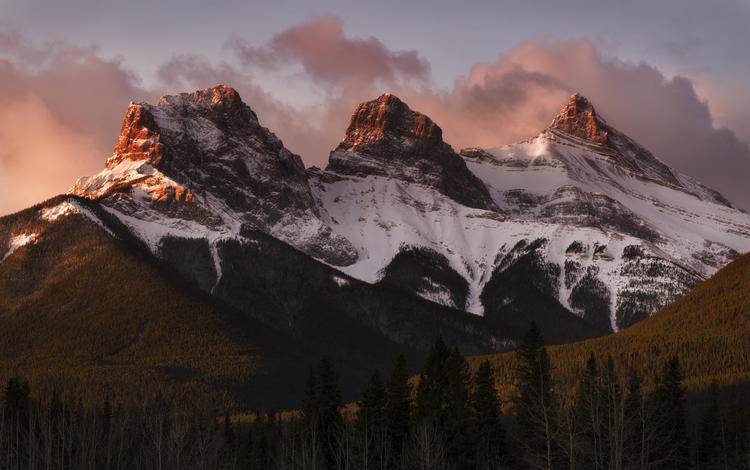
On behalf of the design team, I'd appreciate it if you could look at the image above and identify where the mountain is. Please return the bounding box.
[2,85,748,406]
[0,196,314,408]
[0,194,548,409]
[0,86,606,408]
[475,251,750,393]
[71,85,357,267]
[459,94,750,329]
[313,92,750,331]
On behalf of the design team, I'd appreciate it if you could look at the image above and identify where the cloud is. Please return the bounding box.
[0,95,101,214]
[407,39,750,209]
[228,15,429,89]
[0,25,149,215]
[227,21,750,210]
[2,19,749,215]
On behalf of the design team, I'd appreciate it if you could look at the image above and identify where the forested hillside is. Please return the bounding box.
[475,252,750,397]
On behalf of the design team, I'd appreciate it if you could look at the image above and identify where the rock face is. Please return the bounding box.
[547,93,689,191]
[72,85,357,266]
[327,94,496,211]
[549,93,610,145]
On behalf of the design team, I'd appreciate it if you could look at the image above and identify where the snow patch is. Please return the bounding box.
[1,233,38,262]
[332,275,351,287]
[39,201,79,221]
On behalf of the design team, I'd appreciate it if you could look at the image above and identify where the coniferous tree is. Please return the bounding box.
[413,339,477,469]
[651,356,689,470]
[697,382,723,470]
[623,367,645,470]
[472,360,506,470]
[444,347,474,470]
[514,322,559,470]
[386,354,411,467]
[300,358,343,469]
[415,337,451,424]
[603,355,624,470]
[577,353,604,470]
[359,370,387,429]
[723,396,749,470]
[358,369,387,469]
[318,358,343,469]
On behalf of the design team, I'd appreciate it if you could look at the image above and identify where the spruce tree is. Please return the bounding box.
[444,347,473,470]
[651,356,689,470]
[602,355,622,470]
[386,354,411,466]
[577,353,604,470]
[317,358,343,470]
[358,369,387,469]
[514,322,559,470]
[697,383,723,470]
[472,360,506,470]
[415,337,451,423]
[359,369,387,429]
[300,358,343,470]
[623,367,645,470]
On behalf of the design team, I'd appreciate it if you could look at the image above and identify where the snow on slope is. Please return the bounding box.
[471,129,750,275]
[310,171,651,327]
[308,106,750,330]
[1,233,38,263]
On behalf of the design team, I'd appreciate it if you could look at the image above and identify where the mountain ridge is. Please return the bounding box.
[4,84,749,347]
[63,86,750,332]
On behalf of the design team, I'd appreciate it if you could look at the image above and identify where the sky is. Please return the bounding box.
[1,0,749,215]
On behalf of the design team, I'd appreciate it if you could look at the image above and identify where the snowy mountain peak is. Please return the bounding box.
[549,93,610,145]
[326,95,497,211]
[70,85,358,266]
[341,93,442,150]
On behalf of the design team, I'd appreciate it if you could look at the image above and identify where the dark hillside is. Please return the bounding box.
[474,252,750,396]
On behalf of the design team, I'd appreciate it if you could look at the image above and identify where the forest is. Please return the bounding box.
[1,323,749,470]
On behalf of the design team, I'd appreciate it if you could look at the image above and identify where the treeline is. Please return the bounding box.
[2,323,750,469]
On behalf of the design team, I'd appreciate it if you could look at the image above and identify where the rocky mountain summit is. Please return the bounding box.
[546,94,729,200]
[71,85,357,266]
[327,93,496,211]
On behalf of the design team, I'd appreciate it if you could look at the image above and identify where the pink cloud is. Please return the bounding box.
[0,94,102,214]
[0,27,149,215]
[406,39,750,209]
[228,15,429,89]
[2,19,749,215]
